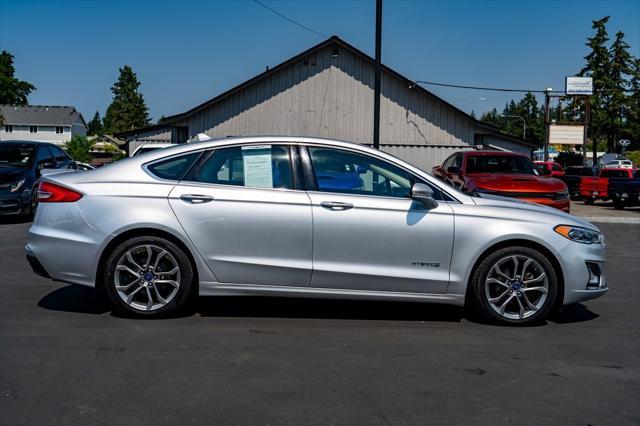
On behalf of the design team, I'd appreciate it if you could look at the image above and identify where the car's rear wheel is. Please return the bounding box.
[613,200,625,210]
[469,246,558,325]
[104,236,195,317]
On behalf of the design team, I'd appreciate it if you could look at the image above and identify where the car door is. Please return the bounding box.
[302,145,455,294]
[168,143,313,287]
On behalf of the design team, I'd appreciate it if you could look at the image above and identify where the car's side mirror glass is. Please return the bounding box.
[411,183,439,209]
[446,166,461,175]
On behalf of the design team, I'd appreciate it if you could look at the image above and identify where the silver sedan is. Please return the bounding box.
[26,137,607,324]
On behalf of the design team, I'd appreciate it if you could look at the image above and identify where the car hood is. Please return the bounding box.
[466,174,566,192]
[472,193,598,230]
[0,166,30,184]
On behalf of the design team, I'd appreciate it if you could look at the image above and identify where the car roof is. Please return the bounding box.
[0,140,54,146]
[462,150,524,157]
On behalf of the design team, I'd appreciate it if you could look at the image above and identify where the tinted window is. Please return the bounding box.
[466,155,541,175]
[453,154,463,168]
[566,167,597,177]
[552,164,563,171]
[308,146,418,199]
[193,145,293,189]
[147,152,200,181]
[442,155,455,169]
[0,144,35,167]
[35,146,53,165]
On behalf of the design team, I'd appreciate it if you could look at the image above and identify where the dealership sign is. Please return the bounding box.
[549,125,585,145]
[565,77,593,95]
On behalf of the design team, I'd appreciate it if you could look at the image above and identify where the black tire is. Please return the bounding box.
[468,246,558,325]
[27,183,39,219]
[103,236,195,317]
[584,198,595,205]
[613,200,625,210]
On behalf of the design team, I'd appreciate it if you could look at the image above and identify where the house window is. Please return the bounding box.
[29,125,38,133]
[56,126,64,134]
[4,125,12,133]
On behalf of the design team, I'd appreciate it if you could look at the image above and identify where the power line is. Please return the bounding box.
[252,0,328,39]
[415,80,639,94]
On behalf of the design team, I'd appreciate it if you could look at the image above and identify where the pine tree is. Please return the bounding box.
[0,50,36,105]
[87,110,103,136]
[608,31,633,150]
[103,65,150,134]
[579,16,613,151]
[625,58,640,148]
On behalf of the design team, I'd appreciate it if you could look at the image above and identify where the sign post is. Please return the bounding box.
[619,139,631,156]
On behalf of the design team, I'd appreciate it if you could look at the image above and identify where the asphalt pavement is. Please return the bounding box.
[1,218,639,425]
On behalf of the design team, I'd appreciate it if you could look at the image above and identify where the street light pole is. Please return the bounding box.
[373,0,382,150]
[543,88,552,162]
[500,114,526,140]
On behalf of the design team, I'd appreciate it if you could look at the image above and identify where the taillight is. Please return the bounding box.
[37,182,82,203]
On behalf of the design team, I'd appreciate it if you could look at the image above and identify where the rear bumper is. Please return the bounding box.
[25,248,51,279]
[579,189,608,200]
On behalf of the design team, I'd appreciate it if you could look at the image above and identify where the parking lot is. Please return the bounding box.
[0,216,639,425]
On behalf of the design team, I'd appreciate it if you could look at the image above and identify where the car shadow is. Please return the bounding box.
[38,285,600,325]
[38,284,111,315]
[0,215,32,225]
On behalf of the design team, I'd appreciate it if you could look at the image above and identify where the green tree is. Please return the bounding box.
[579,16,613,151]
[0,51,36,105]
[626,58,640,148]
[63,135,94,163]
[480,92,544,146]
[608,30,633,149]
[87,110,103,136]
[103,65,150,133]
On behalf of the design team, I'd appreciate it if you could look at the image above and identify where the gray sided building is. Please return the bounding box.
[136,36,535,170]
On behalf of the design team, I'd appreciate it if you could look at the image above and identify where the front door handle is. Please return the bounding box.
[180,194,214,204]
[320,201,354,211]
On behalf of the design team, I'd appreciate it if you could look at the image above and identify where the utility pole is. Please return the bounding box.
[583,96,590,166]
[373,0,382,149]
[543,88,552,162]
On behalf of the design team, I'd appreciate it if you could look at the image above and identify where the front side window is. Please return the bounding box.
[190,145,293,189]
[147,152,200,180]
[308,146,416,198]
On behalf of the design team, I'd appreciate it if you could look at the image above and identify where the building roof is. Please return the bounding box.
[0,105,86,127]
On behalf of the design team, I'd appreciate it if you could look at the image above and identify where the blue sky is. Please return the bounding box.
[1,0,638,122]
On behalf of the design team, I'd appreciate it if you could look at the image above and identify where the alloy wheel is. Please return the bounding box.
[114,244,181,311]
[484,255,549,320]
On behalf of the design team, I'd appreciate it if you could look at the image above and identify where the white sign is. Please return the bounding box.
[242,145,273,188]
[565,76,593,95]
[618,139,631,147]
[549,125,585,145]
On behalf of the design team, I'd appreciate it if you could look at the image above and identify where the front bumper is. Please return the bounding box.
[558,239,608,305]
[0,193,29,215]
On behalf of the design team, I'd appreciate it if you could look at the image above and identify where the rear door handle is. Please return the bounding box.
[320,201,354,211]
[180,194,214,204]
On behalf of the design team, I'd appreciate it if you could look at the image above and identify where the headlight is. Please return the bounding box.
[554,225,604,244]
[10,179,25,193]
[554,190,569,200]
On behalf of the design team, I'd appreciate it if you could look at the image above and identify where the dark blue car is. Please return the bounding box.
[0,141,76,216]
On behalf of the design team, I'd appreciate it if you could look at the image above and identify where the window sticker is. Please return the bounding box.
[242,145,273,188]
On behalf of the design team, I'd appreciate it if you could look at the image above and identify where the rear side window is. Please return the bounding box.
[147,152,200,181]
[189,145,293,189]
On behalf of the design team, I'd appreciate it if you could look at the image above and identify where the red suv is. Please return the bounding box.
[433,151,570,212]
[534,161,565,177]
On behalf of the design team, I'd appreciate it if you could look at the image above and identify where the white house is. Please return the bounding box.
[0,105,87,145]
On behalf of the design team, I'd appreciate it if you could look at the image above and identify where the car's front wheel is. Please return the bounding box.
[104,236,195,317]
[469,246,558,325]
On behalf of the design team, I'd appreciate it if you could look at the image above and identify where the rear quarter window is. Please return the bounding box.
[146,152,201,181]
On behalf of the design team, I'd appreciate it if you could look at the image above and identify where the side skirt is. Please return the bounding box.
[199,282,466,306]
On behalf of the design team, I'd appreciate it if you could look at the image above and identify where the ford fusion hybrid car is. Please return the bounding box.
[26,137,607,324]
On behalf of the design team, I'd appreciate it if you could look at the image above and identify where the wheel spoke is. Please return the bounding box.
[522,292,539,311]
[159,266,179,276]
[510,256,519,280]
[116,265,140,278]
[116,277,142,291]
[145,286,154,310]
[155,279,179,288]
[487,278,509,288]
[499,294,514,314]
[488,289,509,303]
[153,285,169,305]
[493,264,511,281]
[126,284,145,304]
[524,286,548,294]
[153,250,167,270]
[144,245,153,268]
[520,258,533,279]
[126,252,143,272]
[516,296,525,319]
[524,272,546,285]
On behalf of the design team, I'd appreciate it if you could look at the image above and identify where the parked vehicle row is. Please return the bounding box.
[26,137,607,325]
[560,167,636,205]
[609,169,640,209]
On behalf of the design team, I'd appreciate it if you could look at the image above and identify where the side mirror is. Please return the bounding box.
[411,183,439,209]
[446,166,461,175]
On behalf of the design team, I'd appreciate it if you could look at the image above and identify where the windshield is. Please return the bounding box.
[0,144,35,168]
[466,155,541,175]
[566,167,596,176]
